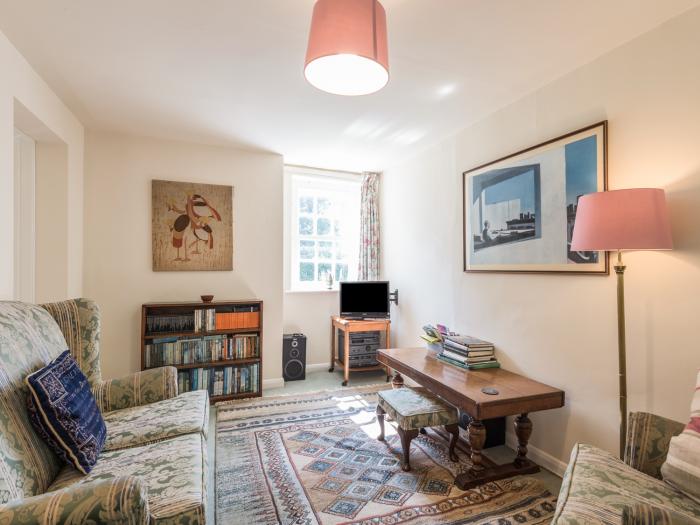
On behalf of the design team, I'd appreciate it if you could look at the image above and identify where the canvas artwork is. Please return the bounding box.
[152,180,233,271]
[463,122,607,273]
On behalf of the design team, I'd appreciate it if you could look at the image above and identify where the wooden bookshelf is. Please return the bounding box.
[141,300,263,403]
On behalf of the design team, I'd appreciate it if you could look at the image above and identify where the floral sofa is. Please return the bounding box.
[553,412,700,524]
[0,299,209,524]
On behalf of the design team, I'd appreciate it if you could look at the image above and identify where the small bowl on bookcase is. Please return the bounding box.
[200,295,214,303]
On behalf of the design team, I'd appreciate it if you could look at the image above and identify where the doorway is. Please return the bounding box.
[13,128,36,302]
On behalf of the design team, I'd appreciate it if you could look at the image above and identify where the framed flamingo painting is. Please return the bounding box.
[152,180,233,271]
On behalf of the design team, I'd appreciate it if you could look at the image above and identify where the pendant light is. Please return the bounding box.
[304,0,389,96]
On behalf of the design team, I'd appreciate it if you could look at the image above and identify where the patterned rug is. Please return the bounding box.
[216,385,557,524]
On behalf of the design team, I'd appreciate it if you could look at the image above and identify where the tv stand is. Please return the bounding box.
[329,316,392,386]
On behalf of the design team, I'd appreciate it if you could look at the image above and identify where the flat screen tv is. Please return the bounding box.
[339,281,390,319]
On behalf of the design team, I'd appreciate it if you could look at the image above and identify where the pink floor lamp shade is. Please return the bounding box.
[571,188,673,252]
[571,187,672,458]
[305,0,389,96]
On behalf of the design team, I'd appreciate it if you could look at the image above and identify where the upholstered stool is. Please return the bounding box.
[376,387,460,471]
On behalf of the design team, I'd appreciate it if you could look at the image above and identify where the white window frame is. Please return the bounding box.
[285,166,361,292]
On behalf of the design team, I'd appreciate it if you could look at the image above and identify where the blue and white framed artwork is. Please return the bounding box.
[463,121,608,274]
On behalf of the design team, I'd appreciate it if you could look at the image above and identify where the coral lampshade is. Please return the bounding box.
[305,0,389,96]
[571,188,673,251]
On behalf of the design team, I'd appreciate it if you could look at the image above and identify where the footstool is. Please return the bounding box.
[376,387,460,471]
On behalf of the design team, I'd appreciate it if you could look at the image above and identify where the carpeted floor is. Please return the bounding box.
[215,385,557,524]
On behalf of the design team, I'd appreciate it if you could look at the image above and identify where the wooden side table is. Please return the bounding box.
[329,316,392,386]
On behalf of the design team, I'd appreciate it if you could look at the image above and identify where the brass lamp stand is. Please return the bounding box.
[614,251,627,458]
[571,188,673,460]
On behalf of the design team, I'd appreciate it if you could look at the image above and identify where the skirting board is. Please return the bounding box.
[307,362,330,373]
[505,431,568,477]
[263,363,335,391]
[262,377,285,390]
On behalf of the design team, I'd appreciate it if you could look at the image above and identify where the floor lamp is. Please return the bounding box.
[571,188,673,458]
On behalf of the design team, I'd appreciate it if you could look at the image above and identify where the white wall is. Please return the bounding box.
[83,131,284,383]
[0,30,84,300]
[284,291,338,368]
[381,8,700,468]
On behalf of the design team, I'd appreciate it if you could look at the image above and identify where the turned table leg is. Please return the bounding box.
[468,419,486,472]
[391,371,404,389]
[376,405,386,441]
[514,413,533,467]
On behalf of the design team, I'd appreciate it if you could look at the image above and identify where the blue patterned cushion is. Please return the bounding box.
[25,350,106,474]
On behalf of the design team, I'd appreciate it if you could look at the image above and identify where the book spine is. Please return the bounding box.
[441,349,467,362]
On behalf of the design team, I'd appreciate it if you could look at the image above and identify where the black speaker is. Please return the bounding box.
[283,333,306,381]
[458,412,506,449]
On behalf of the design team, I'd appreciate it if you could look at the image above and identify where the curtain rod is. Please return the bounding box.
[285,163,363,176]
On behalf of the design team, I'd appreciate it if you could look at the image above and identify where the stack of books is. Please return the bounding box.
[440,335,500,370]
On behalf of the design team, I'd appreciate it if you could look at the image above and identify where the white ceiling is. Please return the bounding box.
[1,0,698,171]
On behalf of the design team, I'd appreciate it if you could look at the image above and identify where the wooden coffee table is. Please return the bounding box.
[377,347,565,489]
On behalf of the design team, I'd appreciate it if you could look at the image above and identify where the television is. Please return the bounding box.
[339,281,390,319]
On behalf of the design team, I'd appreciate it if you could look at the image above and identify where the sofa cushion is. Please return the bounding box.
[623,503,700,525]
[0,301,68,501]
[25,350,107,474]
[41,299,103,387]
[661,370,700,503]
[49,433,206,525]
[552,443,700,524]
[103,390,209,451]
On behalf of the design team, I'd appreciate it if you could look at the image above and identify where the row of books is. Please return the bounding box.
[145,306,261,335]
[194,308,216,332]
[177,363,260,396]
[215,311,260,330]
[146,314,194,334]
[421,324,501,370]
[144,334,260,367]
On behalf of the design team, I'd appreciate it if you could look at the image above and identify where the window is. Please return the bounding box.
[286,168,361,291]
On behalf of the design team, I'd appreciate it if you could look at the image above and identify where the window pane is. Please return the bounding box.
[299,262,314,281]
[319,241,333,259]
[299,196,314,214]
[299,216,313,235]
[317,197,331,215]
[317,263,332,281]
[335,264,348,282]
[300,240,314,260]
[334,220,342,236]
[317,218,331,235]
[336,243,347,261]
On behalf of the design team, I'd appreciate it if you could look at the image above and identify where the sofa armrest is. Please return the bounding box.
[623,503,700,525]
[0,476,149,525]
[625,412,685,480]
[93,366,178,412]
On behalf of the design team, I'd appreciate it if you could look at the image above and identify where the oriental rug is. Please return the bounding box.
[216,385,556,524]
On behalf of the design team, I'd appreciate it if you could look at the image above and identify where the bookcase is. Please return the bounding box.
[141,300,263,403]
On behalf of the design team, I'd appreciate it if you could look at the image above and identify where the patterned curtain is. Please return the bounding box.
[358,172,380,280]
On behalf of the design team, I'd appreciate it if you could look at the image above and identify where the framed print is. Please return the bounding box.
[463,121,608,274]
[152,179,233,271]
